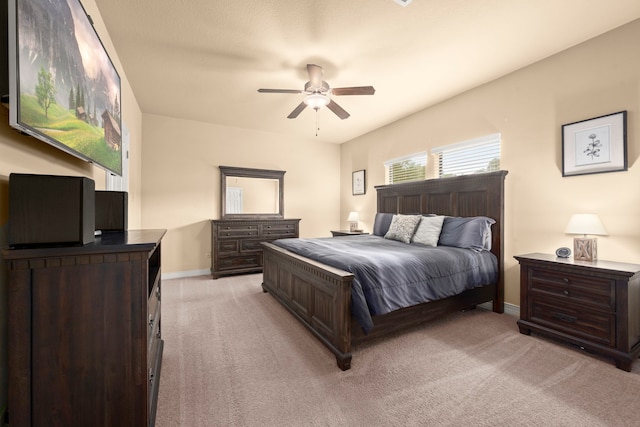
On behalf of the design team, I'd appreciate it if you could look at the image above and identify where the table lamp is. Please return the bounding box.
[347,211,360,232]
[565,213,608,261]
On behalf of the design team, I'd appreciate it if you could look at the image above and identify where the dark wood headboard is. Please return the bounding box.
[375,170,508,309]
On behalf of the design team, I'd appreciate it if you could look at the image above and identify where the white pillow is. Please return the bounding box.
[411,215,445,247]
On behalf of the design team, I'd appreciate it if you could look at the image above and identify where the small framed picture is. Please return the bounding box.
[352,170,366,195]
[562,111,627,177]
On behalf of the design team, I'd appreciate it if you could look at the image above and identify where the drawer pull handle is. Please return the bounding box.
[563,290,569,296]
[563,278,569,283]
[555,313,577,323]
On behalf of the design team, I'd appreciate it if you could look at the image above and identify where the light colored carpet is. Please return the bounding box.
[155,274,640,427]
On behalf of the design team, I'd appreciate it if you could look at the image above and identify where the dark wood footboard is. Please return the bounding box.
[261,242,355,370]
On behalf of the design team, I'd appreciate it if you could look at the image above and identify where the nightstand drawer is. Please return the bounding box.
[529,267,615,311]
[530,298,615,346]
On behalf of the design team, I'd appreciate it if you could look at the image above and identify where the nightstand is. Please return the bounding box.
[330,230,368,237]
[515,253,640,371]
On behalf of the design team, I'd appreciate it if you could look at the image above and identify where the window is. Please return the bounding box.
[384,152,426,184]
[431,133,501,177]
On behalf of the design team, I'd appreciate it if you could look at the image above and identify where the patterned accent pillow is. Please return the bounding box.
[411,215,445,246]
[384,214,421,244]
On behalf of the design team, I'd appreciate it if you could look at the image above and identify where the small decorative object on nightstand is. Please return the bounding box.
[515,253,640,371]
[565,213,607,261]
[347,211,360,232]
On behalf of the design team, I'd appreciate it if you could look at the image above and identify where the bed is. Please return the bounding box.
[261,170,507,370]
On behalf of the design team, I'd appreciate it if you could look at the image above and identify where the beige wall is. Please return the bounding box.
[340,19,640,307]
[140,114,341,275]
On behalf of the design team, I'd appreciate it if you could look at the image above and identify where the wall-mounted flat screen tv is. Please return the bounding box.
[8,0,122,176]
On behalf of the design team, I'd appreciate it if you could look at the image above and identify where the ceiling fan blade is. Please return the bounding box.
[307,64,323,89]
[331,86,376,96]
[287,102,307,119]
[327,100,350,120]
[258,88,303,94]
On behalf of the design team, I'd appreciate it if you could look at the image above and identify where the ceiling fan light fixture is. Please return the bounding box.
[304,93,330,110]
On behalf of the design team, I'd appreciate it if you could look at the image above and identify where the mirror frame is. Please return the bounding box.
[220,166,285,219]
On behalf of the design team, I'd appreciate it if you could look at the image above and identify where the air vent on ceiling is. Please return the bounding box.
[392,0,413,6]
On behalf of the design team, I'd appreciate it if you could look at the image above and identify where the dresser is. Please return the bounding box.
[211,219,300,278]
[515,253,640,371]
[3,229,166,426]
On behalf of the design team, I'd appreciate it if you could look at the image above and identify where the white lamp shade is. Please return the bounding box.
[565,214,608,236]
[347,211,359,222]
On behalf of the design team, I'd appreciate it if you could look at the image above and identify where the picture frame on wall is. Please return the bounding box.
[562,111,627,177]
[352,170,366,195]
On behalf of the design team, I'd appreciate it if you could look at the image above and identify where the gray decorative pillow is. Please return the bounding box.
[373,213,395,236]
[411,215,445,246]
[384,214,421,244]
[438,216,495,251]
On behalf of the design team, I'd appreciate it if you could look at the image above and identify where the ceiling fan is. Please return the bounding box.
[258,64,375,120]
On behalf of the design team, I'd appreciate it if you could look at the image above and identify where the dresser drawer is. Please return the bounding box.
[241,239,265,252]
[217,240,239,253]
[261,223,298,239]
[529,267,615,311]
[530,298,615,346]
[148,301,161,356]
[217,224,259,238]
[218,254,261,270]
[148,283,160,328]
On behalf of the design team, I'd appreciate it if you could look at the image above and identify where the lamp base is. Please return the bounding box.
[350,222,358,232]
[574,237,597,261]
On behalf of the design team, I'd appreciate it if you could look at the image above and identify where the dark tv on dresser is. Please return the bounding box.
[7,0,123,176]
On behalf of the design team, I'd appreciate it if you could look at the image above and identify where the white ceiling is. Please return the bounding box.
[94,0,640,144]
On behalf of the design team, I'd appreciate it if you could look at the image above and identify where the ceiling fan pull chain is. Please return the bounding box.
[316,109,320,136]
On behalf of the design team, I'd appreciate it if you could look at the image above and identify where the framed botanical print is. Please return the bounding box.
[352,170,366,195]
[562,111,627,177]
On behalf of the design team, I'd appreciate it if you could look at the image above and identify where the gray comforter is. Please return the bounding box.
[272,235,498,333]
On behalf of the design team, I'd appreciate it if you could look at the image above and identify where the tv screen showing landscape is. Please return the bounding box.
[8,0,122,176]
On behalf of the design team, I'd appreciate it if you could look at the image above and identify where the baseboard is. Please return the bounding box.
[479,301,519,317]
[163,269,211,280]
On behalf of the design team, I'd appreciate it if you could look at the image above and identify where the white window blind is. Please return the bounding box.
[383,152,426,184]
[431,133,501,177]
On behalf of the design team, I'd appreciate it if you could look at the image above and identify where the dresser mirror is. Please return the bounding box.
[220,166,285,219]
